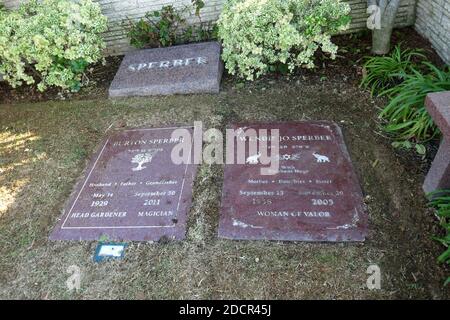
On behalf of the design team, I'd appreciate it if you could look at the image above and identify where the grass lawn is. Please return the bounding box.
[0,71,448,299]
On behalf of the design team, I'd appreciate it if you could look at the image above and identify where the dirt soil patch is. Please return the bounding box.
[0,27,449,299]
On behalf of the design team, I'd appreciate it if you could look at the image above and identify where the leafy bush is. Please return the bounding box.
[427,190,450,286]
[0,3,6,18]
[124,1,217,49]
[0,0,107,92]
[361,45,426,96]
[217,0,351,80]
[379,62,450,142]
[361,45,450,150]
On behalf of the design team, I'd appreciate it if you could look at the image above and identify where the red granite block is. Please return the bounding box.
[425,91,450,138]
[423,91,450,194]
[218,121,367,242]
[50,127,197,241]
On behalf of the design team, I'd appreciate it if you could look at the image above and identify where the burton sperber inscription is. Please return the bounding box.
[109,41,223,97]
[50,127,196,241]
[218,121,367,242]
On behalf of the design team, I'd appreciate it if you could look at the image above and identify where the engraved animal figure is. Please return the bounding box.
[131,150,159,171]
[246,152,261,164]
[312,152,330,163]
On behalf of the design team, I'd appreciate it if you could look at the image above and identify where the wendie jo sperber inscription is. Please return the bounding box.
[218,121,367,242]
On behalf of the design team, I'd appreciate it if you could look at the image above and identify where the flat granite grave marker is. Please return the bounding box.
[109,41,223,97]
[50,127,196,241]
[218,121,367,242]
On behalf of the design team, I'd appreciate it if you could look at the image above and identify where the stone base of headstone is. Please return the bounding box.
[109,41,223,98]
[423,138,450,194]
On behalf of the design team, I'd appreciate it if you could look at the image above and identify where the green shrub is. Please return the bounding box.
[0,3,6,17]
[427,190,450,286]
[379,62,450,142]
[124,1,216,49]
[361,45,426,96]
[0,0,107,92]
[217,0,351,80]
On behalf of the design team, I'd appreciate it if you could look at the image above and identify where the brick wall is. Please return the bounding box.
[415,0,450,64]
[2,0,417,56]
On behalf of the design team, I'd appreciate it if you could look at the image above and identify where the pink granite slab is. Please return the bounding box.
[218,121,367,242]
[50,126,197,241]
[109,42,223,97]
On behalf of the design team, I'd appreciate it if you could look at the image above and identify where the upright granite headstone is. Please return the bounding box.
[50,126,196,241]
[109,42,223,97]
[218,121,367,242]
